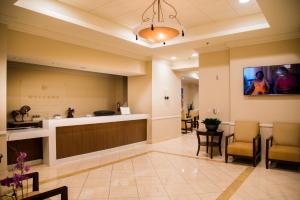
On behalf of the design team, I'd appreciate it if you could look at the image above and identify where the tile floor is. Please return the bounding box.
[2,133,300,200]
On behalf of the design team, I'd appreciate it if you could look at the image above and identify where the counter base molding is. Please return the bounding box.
[56,119,147,159]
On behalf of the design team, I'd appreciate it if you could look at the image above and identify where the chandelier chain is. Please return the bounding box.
[141,0,181,25]
[142,0,156,23]
[162,0,177,18]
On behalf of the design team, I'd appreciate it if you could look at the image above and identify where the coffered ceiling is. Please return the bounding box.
[57,0,261,29]
[0,0,299,62]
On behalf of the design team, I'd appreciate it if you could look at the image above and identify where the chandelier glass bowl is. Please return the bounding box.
[134,0,184,44]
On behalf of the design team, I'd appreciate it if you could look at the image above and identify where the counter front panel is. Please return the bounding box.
[56,119,147,159]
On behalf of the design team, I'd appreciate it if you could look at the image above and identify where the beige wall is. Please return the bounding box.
[128,62,153,142]
[182,82,199,112]
[7,30,146,76]
[151,59,181,143]
[0,24,7,131]
[152,59,181,117]
[128,59,181,143]
[128,62,152,115]
[230,39,300,123]
[0,24,7,173]
[199,50,230,121]
[7,62,127,120]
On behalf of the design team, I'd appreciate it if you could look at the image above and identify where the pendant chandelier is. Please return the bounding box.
[134,0,184,45]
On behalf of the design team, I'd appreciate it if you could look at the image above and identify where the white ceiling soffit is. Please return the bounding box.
[14,0,151,47]
[177,70,199,84]
[171,57,199,71]
[14,0,269,49]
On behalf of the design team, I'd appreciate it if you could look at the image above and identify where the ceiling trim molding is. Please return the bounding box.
[195,32,300,54]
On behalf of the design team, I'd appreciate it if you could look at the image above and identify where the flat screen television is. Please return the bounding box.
[243,63,300,96]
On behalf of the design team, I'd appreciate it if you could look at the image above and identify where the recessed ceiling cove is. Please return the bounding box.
[14,0,269,48]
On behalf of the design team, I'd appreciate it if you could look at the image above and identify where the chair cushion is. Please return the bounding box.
[182,120,191,129]
[190,110,199,119]
[269,145,300,163]
[234,121,259,142]
[273,122,300,147]
[181,111,187,120]
[227,142,253,157]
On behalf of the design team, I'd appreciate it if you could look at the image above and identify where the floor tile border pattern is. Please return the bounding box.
[153,150,255,200]
[216,167,254,200]
[151,150,225,163]
[39,151,149,185]
[38,150,255,200]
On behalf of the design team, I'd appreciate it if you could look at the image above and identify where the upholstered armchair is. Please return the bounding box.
[225,121,261,167]
[181,111,192,134]
[266,122,300,169]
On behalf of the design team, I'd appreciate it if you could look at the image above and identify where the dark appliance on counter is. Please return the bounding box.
[7,121,43,129]
[94,110,115,116]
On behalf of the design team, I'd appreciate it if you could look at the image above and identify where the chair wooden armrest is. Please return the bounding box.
[252,134,261,167]
[3,172,39,192]
[225,133,234,143]
[182,119,192,122]
[266,135,273,147]
[26,172,39,192]
[225,133,234,163]
[253,134,261,146]
[22,186,68,200]
[265,136,273,169]
[4,172,68,200]
[225,133,235,149]
[253,134,261,155]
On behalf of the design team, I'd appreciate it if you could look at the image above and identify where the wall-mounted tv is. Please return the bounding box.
[244,63,300,96]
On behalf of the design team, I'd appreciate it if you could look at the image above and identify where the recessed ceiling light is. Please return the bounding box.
[239,0,250,4]
[192,53,198,57]
[171,56,176,60]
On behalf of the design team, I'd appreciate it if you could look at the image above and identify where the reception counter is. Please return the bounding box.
[6,114,148,166]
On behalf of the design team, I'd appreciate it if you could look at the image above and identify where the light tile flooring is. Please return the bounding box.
[2,133,300,200]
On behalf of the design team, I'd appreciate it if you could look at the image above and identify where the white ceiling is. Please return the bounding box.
[57,0,261,29]
[0,0,299,62]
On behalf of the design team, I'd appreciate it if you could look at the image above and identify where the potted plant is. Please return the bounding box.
[0,152,30,200]
[201,118,221,131]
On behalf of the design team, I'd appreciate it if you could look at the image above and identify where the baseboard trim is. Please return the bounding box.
[151,115,180,120]
[222,122,273,128]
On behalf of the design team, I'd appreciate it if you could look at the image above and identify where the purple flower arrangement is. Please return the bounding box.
[0,152,31,199]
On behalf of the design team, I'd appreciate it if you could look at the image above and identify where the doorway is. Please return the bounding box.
[179,71,199,133]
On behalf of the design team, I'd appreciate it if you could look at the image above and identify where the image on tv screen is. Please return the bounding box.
[243,63,300,96]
